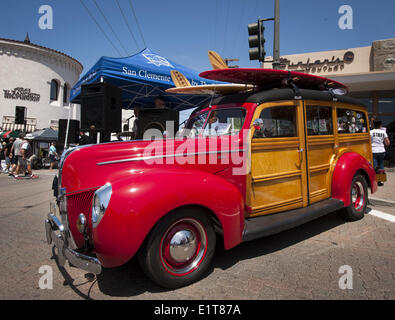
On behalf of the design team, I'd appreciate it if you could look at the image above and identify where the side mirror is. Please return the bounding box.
[253,118,263,131]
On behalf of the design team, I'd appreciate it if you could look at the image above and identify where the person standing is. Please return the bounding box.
[10,133,24,176]
[49,142,58,170]
[0,141,4,173]
[5,137,14,174]
[18,136,36,179]
[371,119,390,186]
[154,96,166,109]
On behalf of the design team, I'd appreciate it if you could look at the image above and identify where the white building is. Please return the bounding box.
[0,36,83,133]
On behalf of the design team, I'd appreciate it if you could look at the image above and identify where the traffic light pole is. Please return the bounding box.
[272,0,280,69]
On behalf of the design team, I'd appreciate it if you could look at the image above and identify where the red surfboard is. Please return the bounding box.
[199,68,348,94]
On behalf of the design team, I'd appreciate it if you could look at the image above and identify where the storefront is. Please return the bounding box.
[265,38,395,128]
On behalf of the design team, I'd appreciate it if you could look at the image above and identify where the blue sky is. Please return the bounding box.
[1,0,395,75]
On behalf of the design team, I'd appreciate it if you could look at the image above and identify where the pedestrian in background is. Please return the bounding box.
[371,119,390,186]
[0,141,4,173]
[17,136,37,179]
[5,137,14,174]
[49,142,58,170]
[10,133,25,176]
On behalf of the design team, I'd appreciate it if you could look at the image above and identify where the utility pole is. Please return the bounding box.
[272,0,280,69]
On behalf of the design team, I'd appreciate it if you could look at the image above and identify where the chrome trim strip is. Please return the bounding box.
[96,149,247,166]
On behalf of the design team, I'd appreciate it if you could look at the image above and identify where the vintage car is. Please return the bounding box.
[45,77,378,288]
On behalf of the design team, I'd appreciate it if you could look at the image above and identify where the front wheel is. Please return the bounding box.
[341,174,368,221]
[138,208,216,289]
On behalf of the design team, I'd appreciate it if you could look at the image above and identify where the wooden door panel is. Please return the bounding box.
[248,102,307,217]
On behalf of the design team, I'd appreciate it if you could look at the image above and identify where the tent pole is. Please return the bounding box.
[64,105,71,148]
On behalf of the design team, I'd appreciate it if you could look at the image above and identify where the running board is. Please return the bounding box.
[242,199,344,242]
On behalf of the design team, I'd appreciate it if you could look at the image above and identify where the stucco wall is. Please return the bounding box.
[0,39,82,131]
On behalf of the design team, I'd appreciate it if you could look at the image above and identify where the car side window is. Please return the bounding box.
[306,106,333,136]
[253,106,297,138]
[337,108,367,134]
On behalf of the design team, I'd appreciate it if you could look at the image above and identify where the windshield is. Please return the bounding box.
[182,111,209,137]
[182,108,246,137]
[203,108,246,136]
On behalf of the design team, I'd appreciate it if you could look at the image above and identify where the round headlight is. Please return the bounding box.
[91,183,112,228]
[92,194,101,224]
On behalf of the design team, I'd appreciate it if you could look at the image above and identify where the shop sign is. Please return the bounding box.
[3,87,40,102]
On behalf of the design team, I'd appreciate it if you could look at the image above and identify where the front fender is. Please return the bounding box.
[92,168,244,268]
[332,152,377,207]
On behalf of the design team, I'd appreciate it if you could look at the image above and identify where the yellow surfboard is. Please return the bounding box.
[208,50,228,70]
[170,70,191,87]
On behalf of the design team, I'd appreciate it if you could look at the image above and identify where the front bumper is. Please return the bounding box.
[45,213,102,274]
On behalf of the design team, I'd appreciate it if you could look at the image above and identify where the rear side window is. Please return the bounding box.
[254,106,297,138]
[337,108,367,134]
[306,106,333,136]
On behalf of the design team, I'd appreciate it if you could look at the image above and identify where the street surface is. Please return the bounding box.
[0,172,394,300]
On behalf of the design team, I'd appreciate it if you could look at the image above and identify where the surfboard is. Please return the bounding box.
[166,83,254,95]
[208,50,228,70]
[199,68,349,93]
[170,70,191,87]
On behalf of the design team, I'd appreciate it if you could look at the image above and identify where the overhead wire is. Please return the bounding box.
[127,0,147,48]
[115,0,141,51]
[92,0,129,56]
[79,0,123,56]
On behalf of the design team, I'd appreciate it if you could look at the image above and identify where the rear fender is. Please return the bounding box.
[331,152,377,207]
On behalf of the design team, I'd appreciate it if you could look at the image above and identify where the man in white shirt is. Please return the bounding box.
[370,120,390,185]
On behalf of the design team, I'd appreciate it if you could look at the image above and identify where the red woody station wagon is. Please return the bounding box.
[45,69,378,288]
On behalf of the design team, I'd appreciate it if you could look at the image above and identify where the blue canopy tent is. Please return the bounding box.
[70,48,220,111]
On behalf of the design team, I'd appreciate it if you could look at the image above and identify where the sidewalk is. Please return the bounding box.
[369,168,395,205]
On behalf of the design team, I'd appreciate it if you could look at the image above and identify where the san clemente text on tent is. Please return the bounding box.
[122,67,171,82]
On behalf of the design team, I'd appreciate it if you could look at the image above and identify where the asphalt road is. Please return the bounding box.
[0,172,394,300]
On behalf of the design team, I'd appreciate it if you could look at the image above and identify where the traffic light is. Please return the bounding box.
[15,106,26,125]
[248,20,265,62]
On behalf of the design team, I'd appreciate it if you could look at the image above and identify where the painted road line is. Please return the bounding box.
[368,209,395,223]
[369,196,395,205]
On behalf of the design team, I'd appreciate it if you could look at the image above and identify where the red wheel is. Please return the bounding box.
[160,218,207,276]
[351,180,366,212]
[341,174,368,221]
[138,208,216,288]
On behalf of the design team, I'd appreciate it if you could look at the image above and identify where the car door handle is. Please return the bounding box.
[297,148,304,153]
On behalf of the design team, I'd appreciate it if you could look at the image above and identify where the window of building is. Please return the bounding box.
[306,106,333,136]
[253,106,297,138]
[50,80,59,101]
[337,108,367,134]
[63,84,68,104]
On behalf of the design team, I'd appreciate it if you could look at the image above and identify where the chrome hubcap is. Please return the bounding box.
[169,230,197,263]
[160,218,207,276]
[352,181,365,211]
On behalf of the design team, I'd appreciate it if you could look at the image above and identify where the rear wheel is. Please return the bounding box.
[341,174,368,221]
[138,208,216,289]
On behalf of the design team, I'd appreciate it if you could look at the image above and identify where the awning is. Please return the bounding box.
[71,48,222,111]
[29,128,58,141]
[1,130,20,138]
